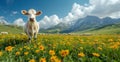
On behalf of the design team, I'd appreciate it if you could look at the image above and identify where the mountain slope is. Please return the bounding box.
[40,16,120,33]
[76,23,120,34]
[0,25,23,34]
[63,16,120,33]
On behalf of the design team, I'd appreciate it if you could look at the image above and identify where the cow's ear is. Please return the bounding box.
[21,10,29,15]
[36,11,42,16]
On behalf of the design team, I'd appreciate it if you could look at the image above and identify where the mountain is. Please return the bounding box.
[61,16,120,33]
[0,20,8,25]
[75,23,120,34]
[0,16,119,34]
[1,23,120,34]
[40,23,68,33]
[40,16,120,33]
[40,21,73,33]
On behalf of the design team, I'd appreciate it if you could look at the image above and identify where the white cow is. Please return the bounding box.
[21,9,42,40]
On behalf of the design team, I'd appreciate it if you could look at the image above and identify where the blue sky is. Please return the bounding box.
[0,0,89,23]
[0,0,120,28]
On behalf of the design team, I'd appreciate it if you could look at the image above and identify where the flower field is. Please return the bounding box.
[0,34,120,62]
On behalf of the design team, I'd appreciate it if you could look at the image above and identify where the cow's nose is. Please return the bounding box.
[30,18,34,21]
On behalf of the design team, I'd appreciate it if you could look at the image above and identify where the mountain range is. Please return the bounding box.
[0,16,120,34]
[40,16,120,33]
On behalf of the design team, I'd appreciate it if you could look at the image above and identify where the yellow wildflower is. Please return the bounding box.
[15,51,20,56]
[49,50,55,56]
[35,50,40,53]
[24,52,29,55]
[50,56,61,62]
[97,47,102,50]
[92,53,100,57]
[29,59,36,62]
[59,50,69,57]
[108,39,113,42]
[0,51,3,56]
[39,45,44,50]
[5,46,14,52]
[24,46,27,48]
[78,52,85,57]
[19,48,23,51]
[110,45,118,49]
[39,58,46,62]
[26,47,30,50]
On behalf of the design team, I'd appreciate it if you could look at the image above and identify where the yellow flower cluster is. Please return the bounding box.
[78,52,85,57]
[97,47,102,50]
[29,59,36,62]
[24,51,29,55]
[1,34,120,61]
[92,53,100,57]
[49,50,55,56]
[39,58,46,62]
[15,51,20,56]
[5,46,14,52]
[59,50,69,57]
[50,56,61,62]
[35,50,40,53]
[39,45,44,51]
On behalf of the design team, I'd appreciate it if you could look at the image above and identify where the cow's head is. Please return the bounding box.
[21,9,42,22]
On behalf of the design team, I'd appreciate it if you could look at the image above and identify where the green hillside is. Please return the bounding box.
[76,23,120,34]
[1,23,120,34]
[0,25,23,34]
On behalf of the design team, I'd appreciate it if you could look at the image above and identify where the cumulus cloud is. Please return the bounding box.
[0,16,4,19]
[39,15,61,29]
[89,0,120,18]
[62,3,93,22]
[0,16,8,25]
[38,0,120,29]
[39,3,92,29]
[13,18,25,26]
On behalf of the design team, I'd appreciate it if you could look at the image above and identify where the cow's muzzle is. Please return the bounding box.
[30,18,34,22]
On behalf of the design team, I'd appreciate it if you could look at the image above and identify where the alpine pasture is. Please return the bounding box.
[0,34,120,62]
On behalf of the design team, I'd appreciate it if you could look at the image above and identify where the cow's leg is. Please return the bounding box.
[34,32,37,40]
[28,32,33,43]
[26,29,32,41]
[26,30,30,40]
[25,31,31,41]
[28,32,32,41]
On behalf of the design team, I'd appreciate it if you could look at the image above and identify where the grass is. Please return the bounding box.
[1,24,120,34]
[0,25,23,34]
[0,34,120,62]
[75,24,120,34]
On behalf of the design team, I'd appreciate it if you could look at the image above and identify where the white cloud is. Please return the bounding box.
[1,0,119,29]
[109,11,120,18]
[38,0,120,29]
[65,0,120,19]
[62,3,93,22]
[39,3,92,29]
[13,18,25,26]
[39,15,60,29]
[89,0,120,18]
[0,16,8,25]
[0,16,4,19]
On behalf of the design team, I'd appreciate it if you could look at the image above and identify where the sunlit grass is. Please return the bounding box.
[0,34,120,62]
